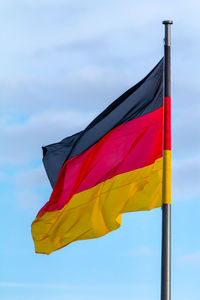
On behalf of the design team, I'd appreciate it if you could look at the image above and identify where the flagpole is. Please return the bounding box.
[161,20,173,300]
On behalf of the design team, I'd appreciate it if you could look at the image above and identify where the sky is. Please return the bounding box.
[0,0,200,299]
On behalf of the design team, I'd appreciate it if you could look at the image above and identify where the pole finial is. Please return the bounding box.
[162,20,173,25]
[163,21,173,46]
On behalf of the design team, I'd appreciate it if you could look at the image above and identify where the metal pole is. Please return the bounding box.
[161,20,173,300]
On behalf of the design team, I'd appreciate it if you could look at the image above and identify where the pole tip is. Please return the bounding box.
[162,20,173,25]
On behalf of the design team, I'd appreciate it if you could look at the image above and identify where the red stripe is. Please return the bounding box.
[164,97,171,150]
[38,107,163,214]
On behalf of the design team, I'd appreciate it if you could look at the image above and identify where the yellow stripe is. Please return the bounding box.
[32,156,166,254]
[162,150,171,204]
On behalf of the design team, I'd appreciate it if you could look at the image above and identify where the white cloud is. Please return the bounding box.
[14,167,47,187]
[13,166,49,210]
[0,0,74,6]
[0,171,6,182]
[178,252,200,266]
[172,156,200,200]
[0,281,156,300]
[15,190,44,211]
[0,65,134,114]
[0,281,74,289]
[0,109,93,164]
[126,246,154,256]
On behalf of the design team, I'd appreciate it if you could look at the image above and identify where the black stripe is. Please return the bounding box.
[43,58,163,188]
[164,46,171,97]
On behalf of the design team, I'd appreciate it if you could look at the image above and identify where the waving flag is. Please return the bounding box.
[32,58,169,254]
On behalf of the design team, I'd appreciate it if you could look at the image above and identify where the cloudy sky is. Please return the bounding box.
[1,1,200,299]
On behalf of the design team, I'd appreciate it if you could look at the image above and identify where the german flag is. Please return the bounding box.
[32,58,170,254]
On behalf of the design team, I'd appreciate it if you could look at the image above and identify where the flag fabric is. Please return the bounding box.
[32,58,170,254]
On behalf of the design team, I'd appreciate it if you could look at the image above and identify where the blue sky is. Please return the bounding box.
[1,0,200,299]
